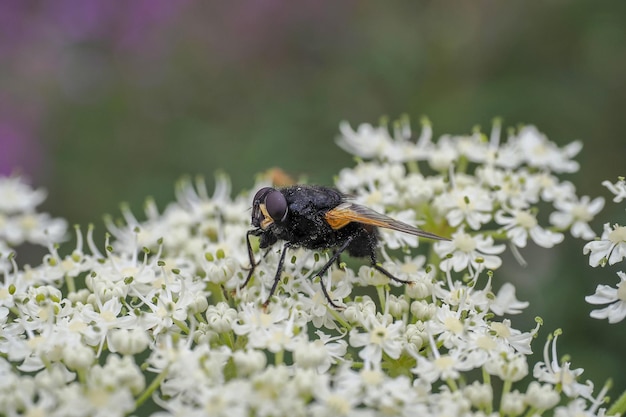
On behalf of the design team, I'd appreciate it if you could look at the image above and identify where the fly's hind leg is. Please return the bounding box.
[369,253,414,285]
[311,235,359,309]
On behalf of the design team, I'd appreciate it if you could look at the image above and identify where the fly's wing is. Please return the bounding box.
[325,203,448,241]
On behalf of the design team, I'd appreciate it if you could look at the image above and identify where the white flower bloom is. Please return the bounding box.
[484,351,529,382]
[206,302,238,333]
[428,303,466,349]
[463,381,493,409]
[585,271,626,323]
[489,319,535,355]
[489,283,529,316]
[427,136,459,172]
[378,210,420,249]
[293,332,347,373]
[336,162,406,194]
[514,125,582,173]
[550,195,604,239]
[233,349,267,376]
[1,212,67,246]
[410,300,436,321]
[231,303,300,352]
[533,332,594,399]
[77,297,130,335]
[336,121,396,161]
[525,381,560,410]
[309,368,367,417]
[108,328,150,355]
[343,295,377,326]
[602,177,626,202]
[412,346,474,383]
[349,313,405,365]
[436,229,505,273]
[500,390,526,415]
[0,177,47,214]
[396,172,440,206]
[0,118,619,417]
[495,208,564,248]
[583,223,626,267]
[434,185,493,230]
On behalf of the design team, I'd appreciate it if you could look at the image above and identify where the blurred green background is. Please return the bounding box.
[2,1,625,394]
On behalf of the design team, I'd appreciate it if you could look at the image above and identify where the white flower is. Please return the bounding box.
[411,346,474,383]
[550,195,604,239]
[436,229,505,273]
[206,302,238,333]
[489,283,529,316]
[489,319,535,355]
[231,303,300,353]
[378,209,420,249]
[0,212,67,246]
[583,223,626,267]
[585,271,626,323]
[514,125,582,173]
[0,177,47,214]
[336,121,397,161]
[500,390,526,415]
[434,185,493,230]
[484,351,529,382]
[525,381,560,410]
[108,328,150,355]
[602,176,626,202]
[343,295,377,325]
[349,313,405,365]
[533,332,594,399]
[233,349,267,376]
[495,208,564,248]
[293,332,347,373]
[427,136,459,171]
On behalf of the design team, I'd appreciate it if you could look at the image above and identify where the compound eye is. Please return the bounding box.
[265,190,288,222]
[253,187,274,204]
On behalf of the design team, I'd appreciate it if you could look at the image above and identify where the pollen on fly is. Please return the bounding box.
[241,185,448,308]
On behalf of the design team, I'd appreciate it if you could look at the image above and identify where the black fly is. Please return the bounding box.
[241,185,447,308]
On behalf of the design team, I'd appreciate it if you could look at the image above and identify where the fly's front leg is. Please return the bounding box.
[240,229,262,290]
[262,242,293,307]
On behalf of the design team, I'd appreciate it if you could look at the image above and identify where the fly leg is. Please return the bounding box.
[311,235,357,309]
[370,252,413,284]
[262,242,293,307]
[240,229,262,290]
[332,249,344,269]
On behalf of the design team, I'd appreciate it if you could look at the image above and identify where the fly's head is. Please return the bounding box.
[251,187,289,230]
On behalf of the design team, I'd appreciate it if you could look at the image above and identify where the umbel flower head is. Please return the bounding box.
[0,119,623,417]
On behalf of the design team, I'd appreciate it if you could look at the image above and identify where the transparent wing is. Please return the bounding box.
[325,203,448,241]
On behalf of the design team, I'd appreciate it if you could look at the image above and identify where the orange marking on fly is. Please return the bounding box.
[325,203,389,230]
[325,202,449,241]
[259,203,274,229]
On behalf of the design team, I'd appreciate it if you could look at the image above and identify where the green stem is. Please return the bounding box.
[65,274,76,294]
[135,367,169,408]
[376,286,386,312]
[446,378,459,392]
[173,318,190,334]
[274,350,284,365]
[327,307,352,331]
[482,368,493,415]
[221,331,235,350]
[499,379,512,414]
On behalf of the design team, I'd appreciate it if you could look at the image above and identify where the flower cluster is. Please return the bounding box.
[1,120,623,416]
[583,176,626,323]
